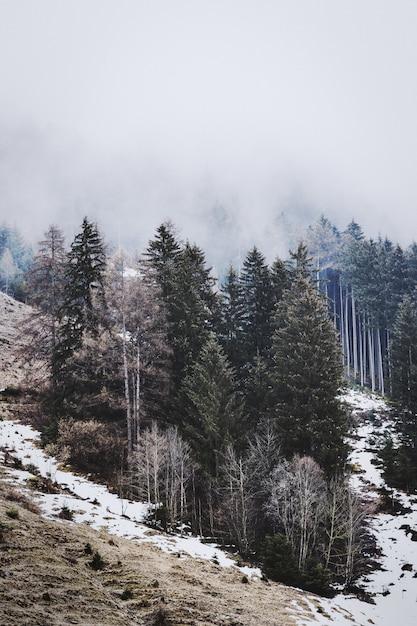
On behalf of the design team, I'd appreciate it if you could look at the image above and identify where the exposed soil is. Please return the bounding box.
[0,471,328,626]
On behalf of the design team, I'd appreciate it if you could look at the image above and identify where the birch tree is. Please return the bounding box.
[266,456,326,572]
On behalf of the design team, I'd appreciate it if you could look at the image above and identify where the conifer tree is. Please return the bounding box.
[239,247,274,367]
[179,333,244,477]
[270,272,348,473]
[218,264,245,370]
[143,221,182,300]
[144,225,217,393]
[391,296,417,412]
[53,217,108,392]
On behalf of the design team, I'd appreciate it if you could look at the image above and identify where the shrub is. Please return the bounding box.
[6,507,19,519]
[302,559,333,596]
[53,418,122,477]
[121,587,133,600]
[89,551,105,571]
[261,534,300,587]
[58,505,74,520]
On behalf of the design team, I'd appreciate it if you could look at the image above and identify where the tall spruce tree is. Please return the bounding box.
[269,271,348,473]
[143,221,182,300]
[239,247,274,367]
[391,296,417,412]
[179,333,244,477]
[53,217,108,392]
[144,225,217,394]
[219,264,246,370]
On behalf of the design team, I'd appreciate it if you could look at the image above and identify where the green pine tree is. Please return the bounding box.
[270,273,348,473]
[179,333,244,477]
[240,247,275,367]
[53,217,108,393]
[219,264,246,370]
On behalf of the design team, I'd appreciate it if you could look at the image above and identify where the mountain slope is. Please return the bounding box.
[0,466,326,626]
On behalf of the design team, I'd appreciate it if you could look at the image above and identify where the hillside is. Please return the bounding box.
[0,463,328,626]
[0,292,31,389]
[0,293,333,625]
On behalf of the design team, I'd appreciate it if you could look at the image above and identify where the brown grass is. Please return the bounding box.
[0,466,330,626]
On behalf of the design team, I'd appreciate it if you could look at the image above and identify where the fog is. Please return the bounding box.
[1,1,417,270]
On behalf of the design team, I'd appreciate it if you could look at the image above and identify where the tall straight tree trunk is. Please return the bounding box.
[344,292,351,377]
[387,329,393,395]
[352,295,359,380]
[377,327,385,396]
[367,322,375,392]
[339,283,346,367]
[359,315,365,387]
[122,313,133,455]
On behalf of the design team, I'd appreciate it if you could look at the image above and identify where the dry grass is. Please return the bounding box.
[0,468,328,626]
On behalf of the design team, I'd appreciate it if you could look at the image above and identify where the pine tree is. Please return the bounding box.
[391,296,417,412]
[270,273,348,473]
[53,217,108,392]
[239,247,274,367]
[143,221,182,300]
[179,333,244,477]
[144,225,217,393]
[218,264,245,370]
[167,241,217,388]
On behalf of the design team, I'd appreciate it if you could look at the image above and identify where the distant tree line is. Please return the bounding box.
[301,216,417,493]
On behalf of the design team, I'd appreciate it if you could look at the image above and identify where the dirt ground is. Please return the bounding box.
[0,471,333,626]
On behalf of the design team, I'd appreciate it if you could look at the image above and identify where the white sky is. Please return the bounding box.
[1,1,417,263]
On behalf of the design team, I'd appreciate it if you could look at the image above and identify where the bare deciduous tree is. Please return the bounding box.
[131,422,192,529]
[267,455,326,572]
[217,445,258,556]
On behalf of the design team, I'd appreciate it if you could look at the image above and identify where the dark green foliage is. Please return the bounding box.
[145,224,217,395]
[179,334,244,476]
[218,265,246,370]
[84,542,93,555]
[241,355,271,428]
[89,551,105,570]
[54,217,108,378]
[6,507,19,519]
[239,247,275,366]
[143,221,182,300]
[302,559,333,596]
[121,587,133,600]
[168,242,217,383]
[262,534,301,587]
[270,274,348,472]
[391,297,417,411]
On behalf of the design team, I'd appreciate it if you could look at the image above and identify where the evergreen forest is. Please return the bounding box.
[5,214,417,595]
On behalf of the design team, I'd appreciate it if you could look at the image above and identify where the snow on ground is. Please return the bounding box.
[0,419,254,573]
[2,389,417,625]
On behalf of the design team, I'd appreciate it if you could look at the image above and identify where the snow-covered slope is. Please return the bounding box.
[1,389,417,625]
